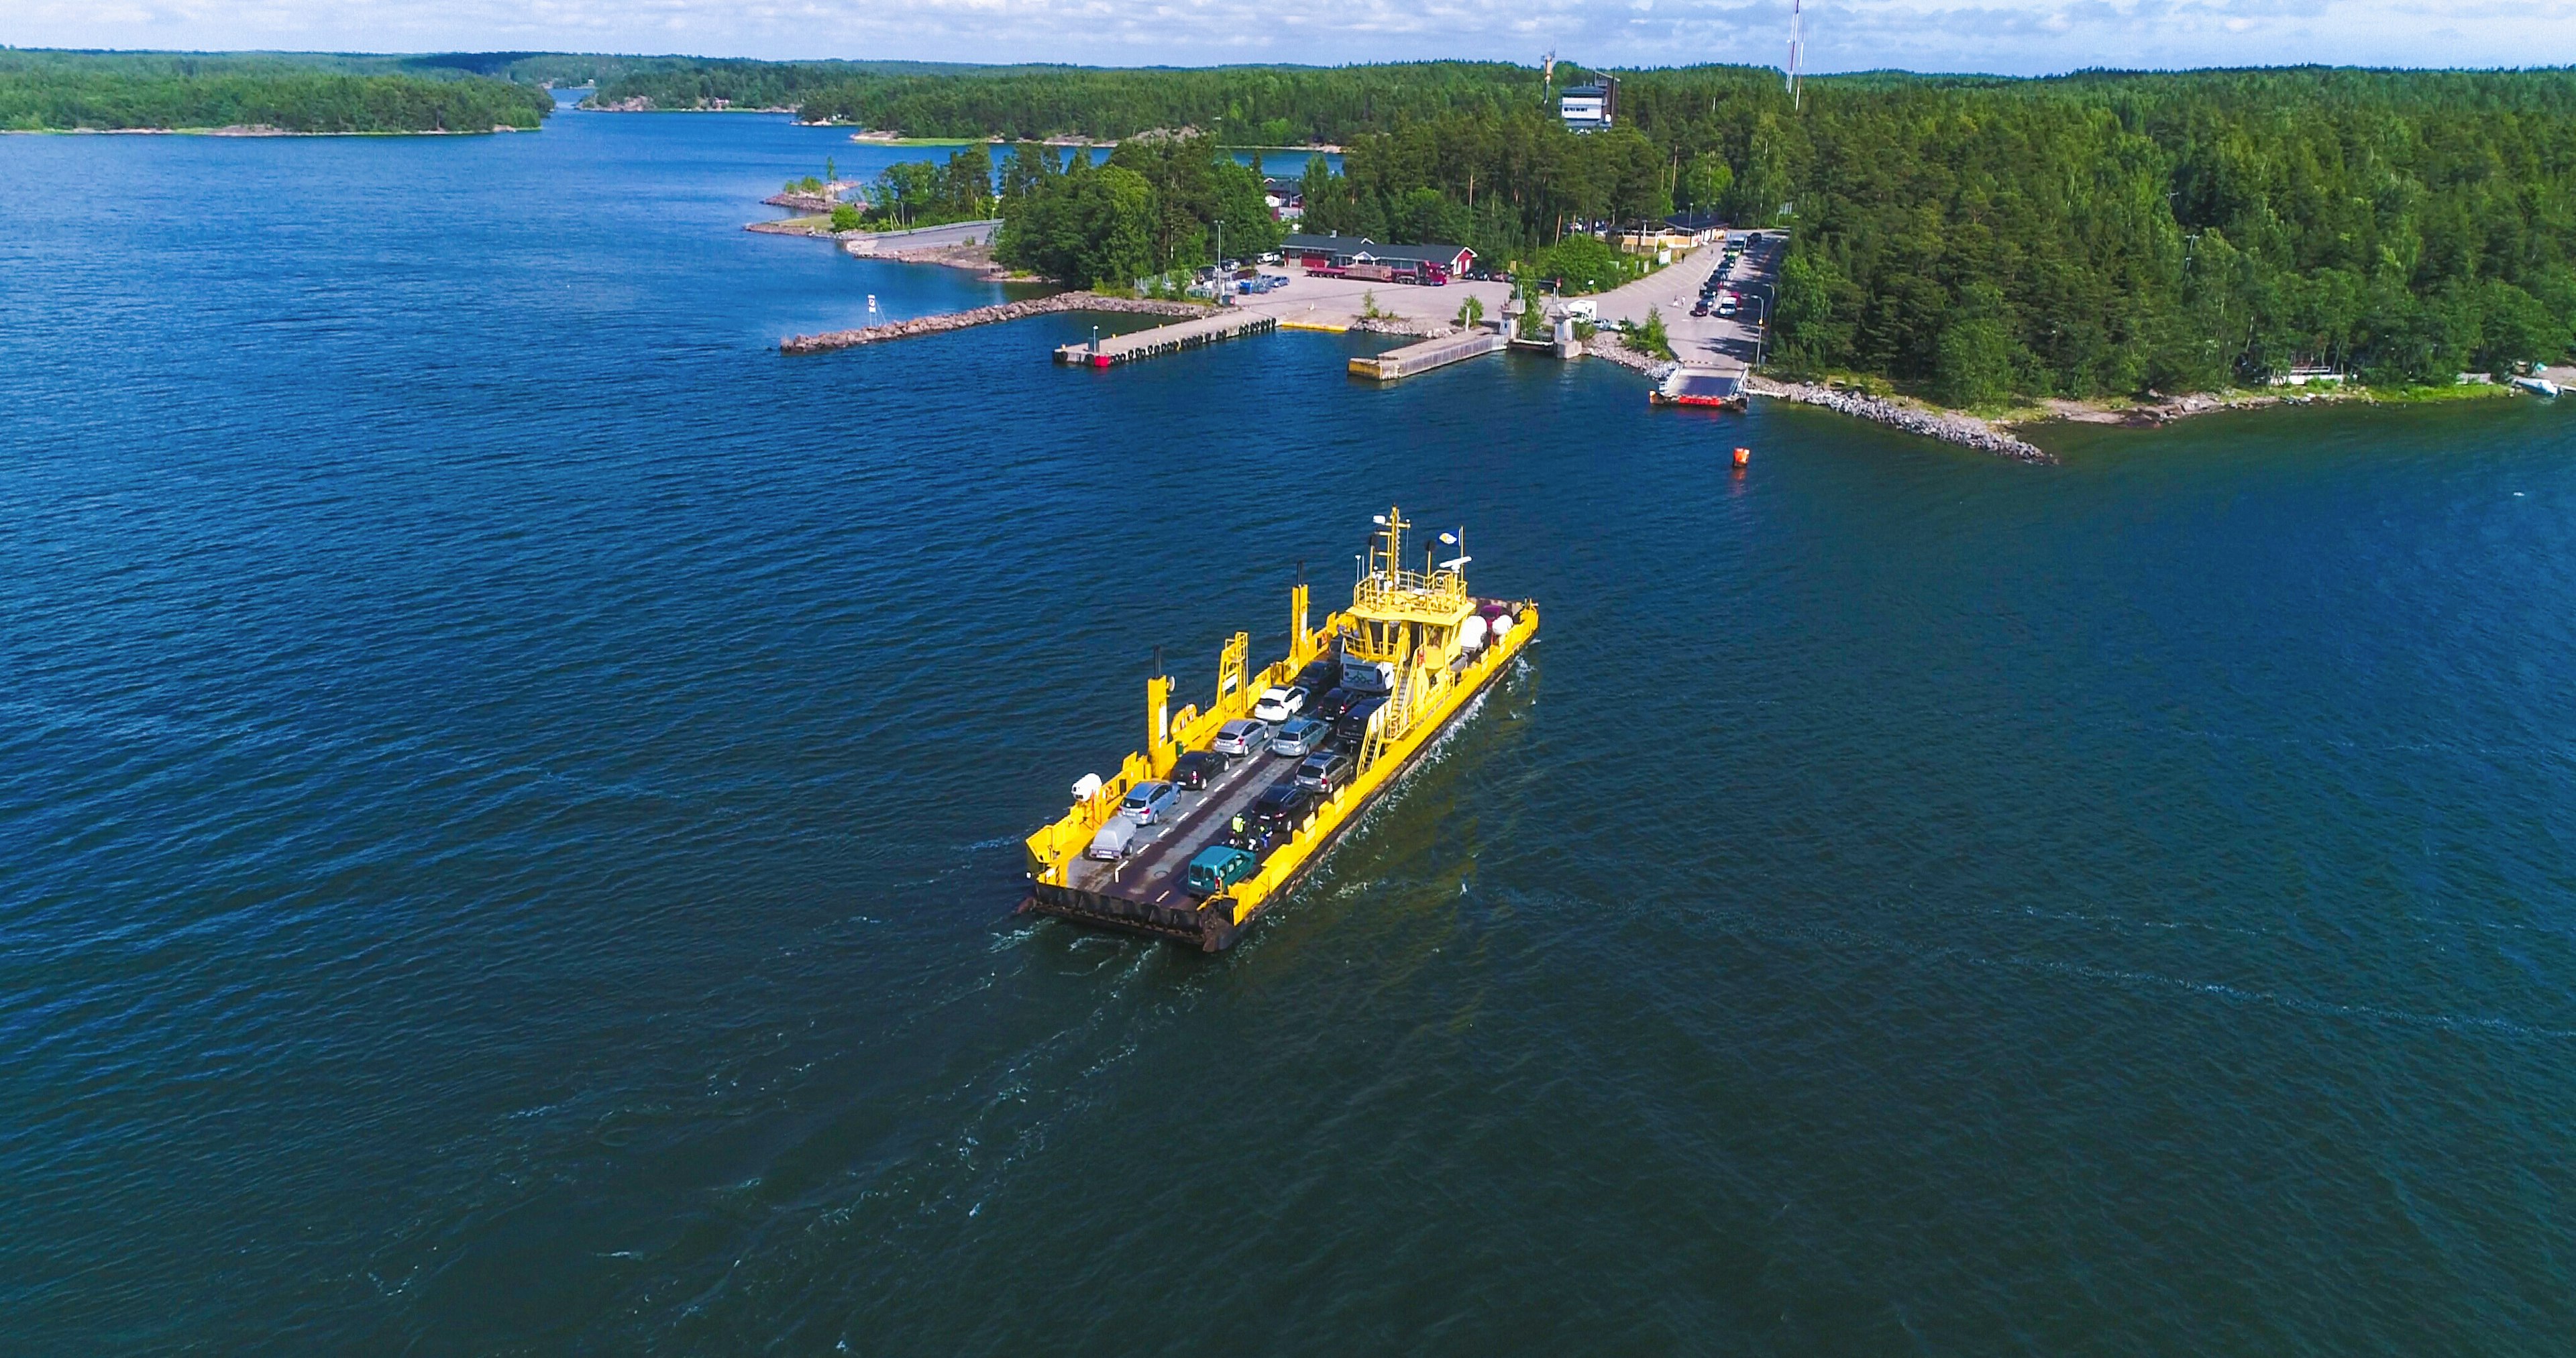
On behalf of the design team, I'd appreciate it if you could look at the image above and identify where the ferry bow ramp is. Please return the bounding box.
[1019,508,1538,951]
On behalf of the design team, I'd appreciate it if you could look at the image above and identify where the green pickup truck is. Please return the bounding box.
[1185,845,1258,898]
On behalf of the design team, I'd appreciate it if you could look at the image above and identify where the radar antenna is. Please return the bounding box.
[1786,0,1805,110]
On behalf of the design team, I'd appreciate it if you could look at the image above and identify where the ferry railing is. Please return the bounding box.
[1351,568,1468,618]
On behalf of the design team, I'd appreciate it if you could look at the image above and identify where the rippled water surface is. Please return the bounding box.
[5,112,2574,1355]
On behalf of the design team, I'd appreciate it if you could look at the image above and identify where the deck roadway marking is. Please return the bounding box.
[1068,745,1307,910]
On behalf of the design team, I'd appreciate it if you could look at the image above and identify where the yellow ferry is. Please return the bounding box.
[1018,508,1538,951]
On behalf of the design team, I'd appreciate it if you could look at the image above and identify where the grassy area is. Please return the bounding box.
[2359,382,2522,404]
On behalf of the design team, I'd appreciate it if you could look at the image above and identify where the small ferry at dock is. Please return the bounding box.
[1018,508,1538,951]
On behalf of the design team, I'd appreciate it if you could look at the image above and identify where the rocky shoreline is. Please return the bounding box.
[780,294,1208,354]
[1749,377,2055,463]
[1349,316,1458,339]
[1584,331,1680,380]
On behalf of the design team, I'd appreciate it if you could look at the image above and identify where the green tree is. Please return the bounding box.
[829,201,861,231]
[996,162,1157,286]
[1538,235,1621,293]
[1680,153,1733,212]
[938,142,995,219]
[1393,186,1472,244]
[1629,306,1674,359]
[1934,317,2017,407]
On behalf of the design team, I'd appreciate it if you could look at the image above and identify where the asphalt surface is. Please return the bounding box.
[1592,232,1784,370]
[843,218,1004,251]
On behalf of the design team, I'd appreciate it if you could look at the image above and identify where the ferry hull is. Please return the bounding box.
[1017,638,1519,951]
[1019,508,1532,953]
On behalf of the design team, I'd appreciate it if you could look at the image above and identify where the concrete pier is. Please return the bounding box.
[1055,310,1277,367]
[1347,329,1507,382]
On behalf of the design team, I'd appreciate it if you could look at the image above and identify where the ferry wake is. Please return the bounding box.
[1019,508,1538,951]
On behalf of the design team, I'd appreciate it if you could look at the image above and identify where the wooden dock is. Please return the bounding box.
[1350,331,1507,382]
[1055,310,1276,367]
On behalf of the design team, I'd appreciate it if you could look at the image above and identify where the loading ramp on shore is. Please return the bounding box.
[1654,362,1749,408]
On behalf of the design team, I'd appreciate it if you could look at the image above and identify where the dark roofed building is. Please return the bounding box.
[1352,242,1477,276]
[1283,231,1371,262]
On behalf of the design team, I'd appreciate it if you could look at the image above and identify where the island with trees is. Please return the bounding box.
[0,51,553,133]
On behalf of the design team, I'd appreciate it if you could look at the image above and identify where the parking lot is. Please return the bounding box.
[1591,231,1782,368]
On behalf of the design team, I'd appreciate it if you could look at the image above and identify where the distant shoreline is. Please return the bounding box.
[2,125,535,137]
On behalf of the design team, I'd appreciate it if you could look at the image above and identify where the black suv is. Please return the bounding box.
[1251,781,1320,838]
[1171,749,1228,791]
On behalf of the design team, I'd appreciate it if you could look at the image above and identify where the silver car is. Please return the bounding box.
[1212,718,1273,756]
[1270,718,1328,758]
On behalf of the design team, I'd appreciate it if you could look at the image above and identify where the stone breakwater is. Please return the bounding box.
[1748,378,2055,463]
[1350,317,1456,339]
[780,294,1208,355]
[1585,332,1679,380]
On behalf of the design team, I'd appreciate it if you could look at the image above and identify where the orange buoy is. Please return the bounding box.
[1733,446,1751,468]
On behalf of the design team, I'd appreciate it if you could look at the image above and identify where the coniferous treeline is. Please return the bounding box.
[994,137,1283,286]
[755,58,2576,388]
[1751,69,2576,396]
[0,52,553,132]
[791,64,1541,144]
[582,59,994,111]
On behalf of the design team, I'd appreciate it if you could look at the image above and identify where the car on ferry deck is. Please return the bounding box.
[1120,780,1181,824]
[1339,661,1393,698]
[1293,657,1341,694]
[1307,686,1356,723]
[1271,717,1328,758]
[1335,695,1389,744]
[1251,781,1320,839]
[1086,817,1146,861]
[1184,845,1260,897]
[1212,718,1274,756]
[1170,749,1228,791]
[1252,685,1309,722]
[1295,750,1354,795]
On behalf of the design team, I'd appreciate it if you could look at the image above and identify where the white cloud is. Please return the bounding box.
[12,0,2576,74]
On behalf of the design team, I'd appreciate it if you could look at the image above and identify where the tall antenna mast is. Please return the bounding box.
[1787,0,1805,109]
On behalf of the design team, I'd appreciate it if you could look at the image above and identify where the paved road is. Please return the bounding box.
[843,218,1004,252]
[1590,233,1784,370]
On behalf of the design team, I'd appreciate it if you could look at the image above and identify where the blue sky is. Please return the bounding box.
[16,1,2575,76]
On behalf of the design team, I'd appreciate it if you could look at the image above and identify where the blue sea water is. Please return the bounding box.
[3,111,2573,1355]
